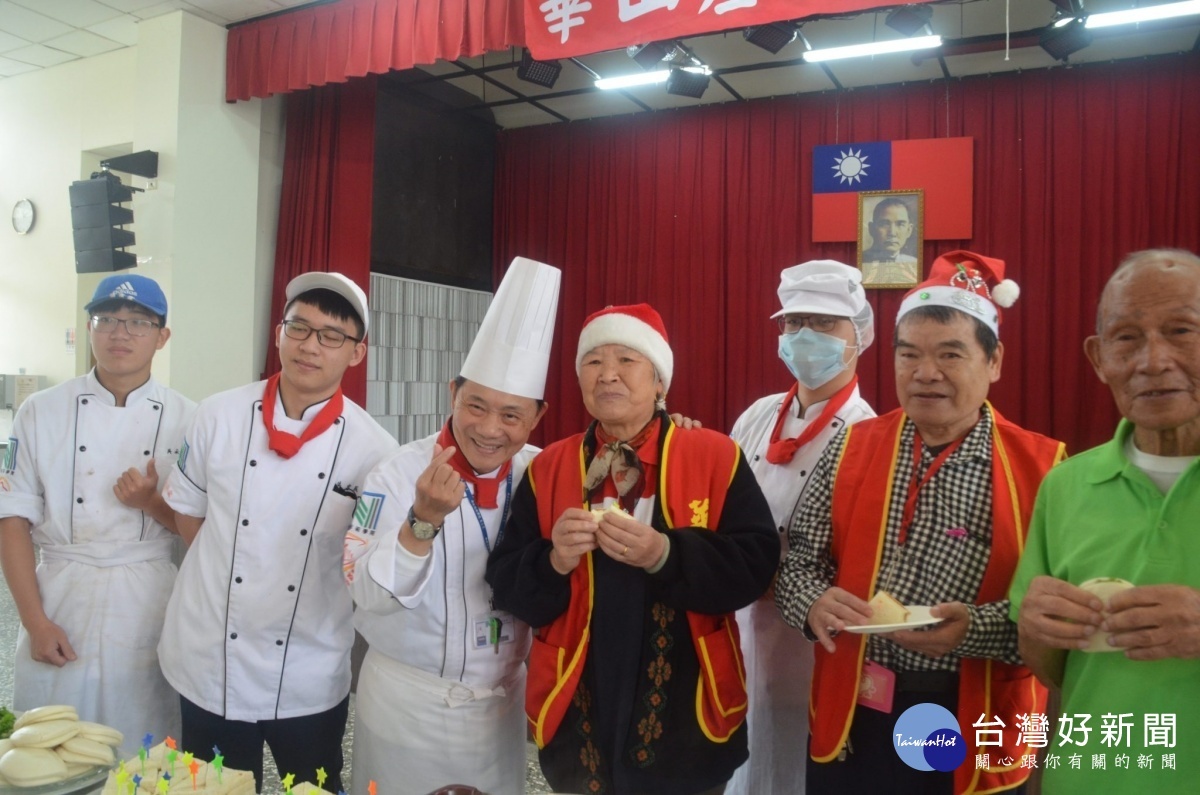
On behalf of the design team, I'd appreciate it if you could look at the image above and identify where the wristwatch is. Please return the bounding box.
[407,506,443,540]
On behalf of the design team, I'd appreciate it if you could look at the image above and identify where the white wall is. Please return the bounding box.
[0,11,283,420]
[0,48,137,389]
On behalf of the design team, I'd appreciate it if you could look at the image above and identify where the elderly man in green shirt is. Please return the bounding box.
[1010,248,1200,794]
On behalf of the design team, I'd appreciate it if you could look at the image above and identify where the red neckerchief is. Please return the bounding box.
[587,418,661,513]
[261,373,344,459]
[765,376,859,465]
[898,432,966,545]
[437,421,511,509]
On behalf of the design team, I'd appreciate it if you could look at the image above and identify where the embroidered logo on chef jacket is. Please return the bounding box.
[2,438,16,473]
[177,440,190,473]
[353,491,386,531]
[689,498,709,527]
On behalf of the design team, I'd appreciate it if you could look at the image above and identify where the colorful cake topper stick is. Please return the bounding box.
[316,767,328,789]
[157,777,169,795]
[182,752,194,768]
[211,752,224,784]
[165,737,177,751]
[368,780,377,795]
[142,734,154,750]
[189,759,200,790]
[138,746,147,775]
[281,773,295,794]
[166,749,177,778]
[132,774,143,790]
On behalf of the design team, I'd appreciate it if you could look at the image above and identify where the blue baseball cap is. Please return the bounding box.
[84,274,168,320]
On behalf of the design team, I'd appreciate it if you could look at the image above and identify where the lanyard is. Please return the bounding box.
[897,434,964,546]
[463,469,513,554]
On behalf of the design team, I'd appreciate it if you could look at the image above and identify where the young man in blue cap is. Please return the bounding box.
[0,274,196,755]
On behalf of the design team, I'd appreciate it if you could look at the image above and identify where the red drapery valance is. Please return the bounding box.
[226,0,525,102]
[494,53,1200,455]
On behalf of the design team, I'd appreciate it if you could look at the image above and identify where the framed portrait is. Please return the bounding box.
[857,189,924,289]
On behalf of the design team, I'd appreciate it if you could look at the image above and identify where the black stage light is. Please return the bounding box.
[743,22,798,54]
[516,49,562,88]
[1039,17,1093,61]
[665,68,709,99]
[628,41,672,70]
[885,5,934,37]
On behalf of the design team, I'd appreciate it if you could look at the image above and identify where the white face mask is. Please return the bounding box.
[778,328,852,389]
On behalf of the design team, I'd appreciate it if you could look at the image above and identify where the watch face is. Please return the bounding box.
[12,199,34,234]
[411,519,439,540]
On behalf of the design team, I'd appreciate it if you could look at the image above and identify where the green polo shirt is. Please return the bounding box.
[1010,420,1200,793]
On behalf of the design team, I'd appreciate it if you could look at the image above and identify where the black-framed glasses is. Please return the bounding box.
[90,315,161,337]
[281,319,361,349]
[777,314,843,334]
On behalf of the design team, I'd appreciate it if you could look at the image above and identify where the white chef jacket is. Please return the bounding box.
[159,380,398,722]
[344,432,536,795]
[725,385,874,795]
[0,371,195,757]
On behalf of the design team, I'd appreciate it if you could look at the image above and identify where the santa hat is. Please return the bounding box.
[576,303,674,391]
[896,249,1019,337]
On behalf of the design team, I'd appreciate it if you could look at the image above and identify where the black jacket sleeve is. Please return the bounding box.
[485,468,572,628]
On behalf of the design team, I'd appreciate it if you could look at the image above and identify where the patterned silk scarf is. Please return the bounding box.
[260,373,344,459]
[436,421,511,509]
[584,417,660,512]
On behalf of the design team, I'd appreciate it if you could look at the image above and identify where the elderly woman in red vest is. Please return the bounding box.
[486,304,778,795]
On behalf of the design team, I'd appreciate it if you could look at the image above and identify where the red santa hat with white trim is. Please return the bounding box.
[576,303,674,391]
[896,249,1019,337]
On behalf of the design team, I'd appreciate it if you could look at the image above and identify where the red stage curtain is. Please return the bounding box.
[265,74,377,407]
[226,0,525,101]
[494,53,1200,454]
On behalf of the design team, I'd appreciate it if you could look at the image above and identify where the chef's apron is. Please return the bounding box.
[351,647,527,795]
[14,395,179,758]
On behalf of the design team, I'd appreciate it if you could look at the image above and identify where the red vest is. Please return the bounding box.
[810,405,1065,794]
[523,423,749,749]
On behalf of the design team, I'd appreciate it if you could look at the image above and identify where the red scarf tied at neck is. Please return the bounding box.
[437,421,511,509]
[765,376,859,465]
[261,373,344,459]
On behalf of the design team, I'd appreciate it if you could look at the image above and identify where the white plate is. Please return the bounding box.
[0,763,112,795]
[843,605,943,634]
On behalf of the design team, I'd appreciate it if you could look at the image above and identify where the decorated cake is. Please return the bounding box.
[100,742,254,795]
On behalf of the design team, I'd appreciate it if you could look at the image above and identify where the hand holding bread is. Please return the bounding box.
[591,504,666,570]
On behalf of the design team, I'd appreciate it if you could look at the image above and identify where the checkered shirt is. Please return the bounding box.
[776,405,1022,671]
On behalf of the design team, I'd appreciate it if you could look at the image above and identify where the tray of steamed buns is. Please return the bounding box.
[0,706,120,795]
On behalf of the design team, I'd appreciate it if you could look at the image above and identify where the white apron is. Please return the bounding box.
[11,382,188,758]
[346,434,536,795]
[726,388,874,795]
[351,648,527,795]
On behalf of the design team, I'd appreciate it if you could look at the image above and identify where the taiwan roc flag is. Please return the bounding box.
[811,137,973,242]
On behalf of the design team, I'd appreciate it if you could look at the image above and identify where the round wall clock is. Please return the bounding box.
[12,199,35,234]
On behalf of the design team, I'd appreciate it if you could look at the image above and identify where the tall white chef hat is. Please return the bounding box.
[460,256,562,401]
